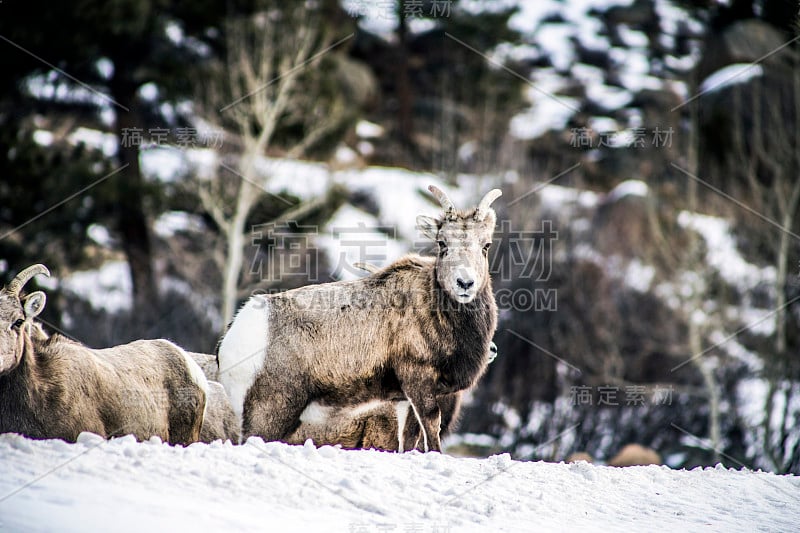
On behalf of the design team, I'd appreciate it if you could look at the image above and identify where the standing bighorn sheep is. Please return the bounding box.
[192,348,489,451]
[218,185,500,451]
[285,341,497,451]
[0,264,208,444]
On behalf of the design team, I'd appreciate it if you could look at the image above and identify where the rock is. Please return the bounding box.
[699,20,786,80]
[592,191,652,259]
[608,443,661,467]
[566,451,595,463]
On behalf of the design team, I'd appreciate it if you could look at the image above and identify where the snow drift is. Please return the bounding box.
[0,433,797,532]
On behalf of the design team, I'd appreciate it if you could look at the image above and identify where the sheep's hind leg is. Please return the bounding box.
[242,373,310,442]
[167,386,205,445]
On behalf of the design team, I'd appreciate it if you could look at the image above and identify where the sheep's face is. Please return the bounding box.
[0,291,46,375]
[0,265,49,375]
[418,187,501,304]
[0,293,26,374]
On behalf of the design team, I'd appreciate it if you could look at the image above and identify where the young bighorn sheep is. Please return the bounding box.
[0,264,208,444]
[284,395,462,451]
[218,185,500,451]
[286,341,497,451]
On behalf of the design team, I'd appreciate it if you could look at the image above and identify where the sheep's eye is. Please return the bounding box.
[437,240,448,250]
[11,319,24,330]
[482,242,491,254]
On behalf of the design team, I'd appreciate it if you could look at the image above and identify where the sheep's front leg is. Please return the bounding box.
[400,370,442,452]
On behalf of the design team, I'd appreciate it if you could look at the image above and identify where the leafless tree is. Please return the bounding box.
[726,48,800,471]
[729,57,800,361]
[194,4,352,324]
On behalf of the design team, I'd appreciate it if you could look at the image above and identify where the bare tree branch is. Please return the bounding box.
[189,4,350,324]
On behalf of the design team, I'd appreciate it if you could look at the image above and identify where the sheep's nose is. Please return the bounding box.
[457,278,475,290]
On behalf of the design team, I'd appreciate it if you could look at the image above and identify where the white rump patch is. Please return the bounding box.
[300,399,386,426]
[395,401,410,453]
[299,402,333,426]
[176,344,210,421]
[346,399,385,418]
[218,296,270,426]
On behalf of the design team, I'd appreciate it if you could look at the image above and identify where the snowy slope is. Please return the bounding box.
[0,433,797,532]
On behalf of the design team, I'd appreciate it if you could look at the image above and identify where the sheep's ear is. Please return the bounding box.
[416,215,440,241]
[23,291,46,319]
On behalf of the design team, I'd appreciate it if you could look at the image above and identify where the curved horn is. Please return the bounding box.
[6,264,50,296]
[474,189,502,220]
[428,185,456,219]
[352,261,380,274]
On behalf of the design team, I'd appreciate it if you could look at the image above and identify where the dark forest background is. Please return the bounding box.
[1,0,799,473]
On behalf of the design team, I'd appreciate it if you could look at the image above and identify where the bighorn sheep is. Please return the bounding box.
[190,352,221,382]
[193,343,494,451]
[187,352,240,443]
[284,395,462,451]
[285,341,497,451]
[199,381,241,443]
[0,264,208,445]
[218,185,501,451]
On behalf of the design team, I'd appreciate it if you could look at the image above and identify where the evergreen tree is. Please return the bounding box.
[0,0,227,313]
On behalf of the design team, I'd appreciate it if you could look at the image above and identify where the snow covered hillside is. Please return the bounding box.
[0,433,797,532]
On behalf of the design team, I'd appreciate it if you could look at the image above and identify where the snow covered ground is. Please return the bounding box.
[0,433,797,532]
